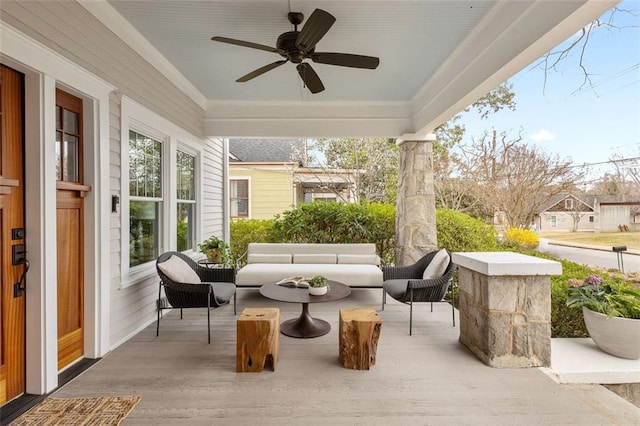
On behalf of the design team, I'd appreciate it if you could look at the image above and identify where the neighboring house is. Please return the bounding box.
[535,194,595,232]
[534,194,640,232]
[229,139,358,219]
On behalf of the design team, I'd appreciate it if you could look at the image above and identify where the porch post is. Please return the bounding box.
[395,136,437,265]
[452,252,562,368]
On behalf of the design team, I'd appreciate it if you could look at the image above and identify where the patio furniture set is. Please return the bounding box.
[155,243,455,369]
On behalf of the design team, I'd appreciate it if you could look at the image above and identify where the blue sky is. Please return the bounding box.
[458,1,640,181]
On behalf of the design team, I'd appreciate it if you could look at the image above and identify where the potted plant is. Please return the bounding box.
[566,274,640,359]
[198,235,229,264]
[308,275,329,296]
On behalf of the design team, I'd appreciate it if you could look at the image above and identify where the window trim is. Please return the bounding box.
[550,215,557,228]
[120,96,204,288]
[565,198,573,209]
[176,147,198,253]
[230,177,251,219]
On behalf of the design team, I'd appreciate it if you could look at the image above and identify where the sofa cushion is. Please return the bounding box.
[337,254,379,265]
[423,249,450,279]
[158,255,201,284]
[293,254,337,264]
[247,253,292,264]
[236,263,383,287]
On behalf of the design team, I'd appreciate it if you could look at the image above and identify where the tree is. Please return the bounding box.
[309,137,398,203]
[536,6,639,94]
[455,130,584,228]
[433,83,516,216]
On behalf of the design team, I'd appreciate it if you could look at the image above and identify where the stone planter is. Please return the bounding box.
[582,307,640,360]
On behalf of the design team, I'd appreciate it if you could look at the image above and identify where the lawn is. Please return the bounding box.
[538,231,640,250]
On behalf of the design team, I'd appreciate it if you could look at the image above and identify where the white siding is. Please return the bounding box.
[1,2,226,349]
[0,0,204,137]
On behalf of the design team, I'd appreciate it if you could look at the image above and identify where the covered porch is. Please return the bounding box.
[40,289,639,424]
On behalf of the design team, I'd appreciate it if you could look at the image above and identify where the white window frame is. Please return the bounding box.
[230,177,251,219]
[550,215,557,228]
[565,198,573,209]
[120,96,203,288]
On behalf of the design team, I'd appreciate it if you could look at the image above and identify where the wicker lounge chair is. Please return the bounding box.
[381,249,455,335]
[156,251,236,343]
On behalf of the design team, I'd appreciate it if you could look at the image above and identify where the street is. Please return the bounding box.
[538,241,640,274]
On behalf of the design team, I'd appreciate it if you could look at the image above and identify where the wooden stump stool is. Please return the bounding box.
[339,307,382,370]
[236,308,280,372]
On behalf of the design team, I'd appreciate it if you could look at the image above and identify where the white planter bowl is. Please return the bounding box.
[582,307,640,360]
[308,286,328,296]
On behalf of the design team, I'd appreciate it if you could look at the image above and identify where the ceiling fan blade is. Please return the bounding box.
[296,63,325,94]
[212,36,283,54]
[311,52,380,69]
[295,9,336,52]
[236,60,287,82]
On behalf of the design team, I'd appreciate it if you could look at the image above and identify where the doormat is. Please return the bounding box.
[9,395,141,426]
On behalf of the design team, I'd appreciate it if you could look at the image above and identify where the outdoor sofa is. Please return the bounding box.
[235,243,383,287]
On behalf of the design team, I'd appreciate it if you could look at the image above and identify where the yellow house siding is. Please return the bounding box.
[230,165,295,219]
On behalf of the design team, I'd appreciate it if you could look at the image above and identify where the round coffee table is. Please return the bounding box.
[259,280,351,338]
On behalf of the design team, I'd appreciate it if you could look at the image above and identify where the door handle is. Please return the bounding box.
[14,259,30,298]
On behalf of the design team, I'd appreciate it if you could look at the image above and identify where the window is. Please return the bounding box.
[565,198,573,209]
[55,90,82,182]
[129,130,162,267]
[177,150,196,252]
[550,215,557,228]
[230,179,249,218]
[589,215,594,223]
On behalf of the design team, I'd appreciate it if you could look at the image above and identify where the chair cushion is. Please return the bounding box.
[158,255,201,284]
[209,282,236,304]
[383,279,409,299]
[423,249,450,279]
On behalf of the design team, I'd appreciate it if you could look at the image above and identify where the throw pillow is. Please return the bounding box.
[158,255,201,284]
[422,249,450,279]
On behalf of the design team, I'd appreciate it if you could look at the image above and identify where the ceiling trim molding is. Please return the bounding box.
[79,0,208,109]
[205,100,414,137]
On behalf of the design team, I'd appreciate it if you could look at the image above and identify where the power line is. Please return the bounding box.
[569,156,640,169]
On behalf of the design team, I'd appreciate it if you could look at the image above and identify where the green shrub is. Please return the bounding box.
[268,202,396,263]
[436,209,499,252]
[229,219,275,265]
[504,228,539,249]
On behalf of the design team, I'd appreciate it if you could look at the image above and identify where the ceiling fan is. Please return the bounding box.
[211,8,380,94]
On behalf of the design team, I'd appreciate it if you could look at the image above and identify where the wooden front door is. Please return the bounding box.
[0,65,26,404]
[56,89,88,370]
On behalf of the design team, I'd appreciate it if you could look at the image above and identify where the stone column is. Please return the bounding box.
[452,252,562,368]
[395,137,438,265]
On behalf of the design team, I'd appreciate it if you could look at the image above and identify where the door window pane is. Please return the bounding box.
[64,135,79,182]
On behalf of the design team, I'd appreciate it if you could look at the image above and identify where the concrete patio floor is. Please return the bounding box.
[52,289,639,425]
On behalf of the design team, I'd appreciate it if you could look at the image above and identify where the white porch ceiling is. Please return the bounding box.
[96,0,617,138]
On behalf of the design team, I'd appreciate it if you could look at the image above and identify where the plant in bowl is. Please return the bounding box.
[308,275,329,296]
[198,235,230,264]
[566,274,640,359]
